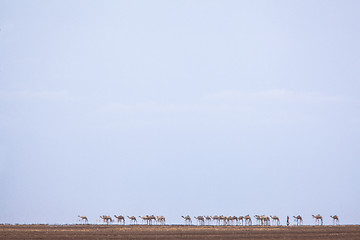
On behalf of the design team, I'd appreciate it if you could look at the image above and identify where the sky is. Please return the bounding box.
[0,0,360,225]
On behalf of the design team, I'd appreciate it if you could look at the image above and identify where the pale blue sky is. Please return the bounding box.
[1,0,360,225]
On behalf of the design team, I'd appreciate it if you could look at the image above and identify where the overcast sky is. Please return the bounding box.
[1,0,360,225]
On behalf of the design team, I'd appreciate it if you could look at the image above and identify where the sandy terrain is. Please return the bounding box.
[1,224,359,239]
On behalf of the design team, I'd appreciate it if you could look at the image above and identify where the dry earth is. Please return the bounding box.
[1,224,359,240]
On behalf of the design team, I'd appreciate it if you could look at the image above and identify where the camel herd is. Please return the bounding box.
[78,214,340,226]
[182,214,339,226]
[78,215,166,225]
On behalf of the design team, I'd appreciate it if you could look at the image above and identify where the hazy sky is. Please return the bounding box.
[1,0,360,225]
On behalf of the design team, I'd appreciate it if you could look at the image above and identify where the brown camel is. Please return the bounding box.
[78,215,88,224]
[212,216,220,225]
[330,215,339,225]
[139,215,150,225]
[156,216,166,225]
[204,216,212,225]
[293,215,303,226]
[254,215,269,226]
[244,215,252,225]
[150,215,157,224]
[238,216,245,225]
[270,216,280,225]
[219,215,226,225]
[230,216,238,225]
[194,216,205,225]
[114,215,125,224]
[312,214,323,225]
[181,215,192,225]
[100,215,113,224]
[127,216,137,224]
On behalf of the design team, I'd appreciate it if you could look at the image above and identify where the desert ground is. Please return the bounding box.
[0,224,359,240]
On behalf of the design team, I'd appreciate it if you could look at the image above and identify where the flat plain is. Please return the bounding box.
[1,224,359,240]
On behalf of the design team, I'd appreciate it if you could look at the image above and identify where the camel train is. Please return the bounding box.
[183,214,338,226]
[79,215,166,225]
[78,214,339,226]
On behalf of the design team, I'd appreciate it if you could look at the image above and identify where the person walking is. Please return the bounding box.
[287,216,290,226]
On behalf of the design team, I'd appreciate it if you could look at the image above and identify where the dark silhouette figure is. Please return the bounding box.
[287,216,290,226]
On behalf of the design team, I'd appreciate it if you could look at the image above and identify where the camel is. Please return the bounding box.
[212,216,220,225]
[226,216,237,225]
[270,216,280,226]
[259,215,270,226]
[254,215,268,226]
[114,215,125,225]
[78,215,88,224]
[140,215,156,225]
[293,215,303,226]
[127,216,137,224]
[139,215,150,225]
[254,215,260,225]
[238,216,245,225]
[312,214,323,225]
[231,216,238,225]
[149,215,157,225]
[181,215,192,225]
[100,215,113,224]
[244,215,252,226]
[265,216,270,226]
[330,215,339,225]
[156,216,166,225]
[204,216,212,225]
[194,216,205,225]
[223,216,230,225]
[219,215,226,225]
